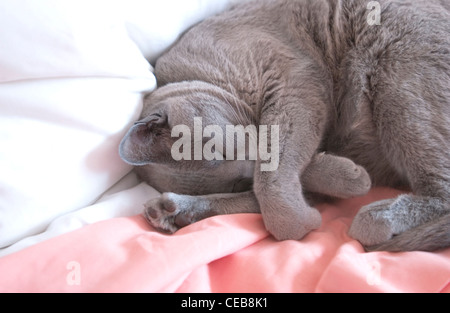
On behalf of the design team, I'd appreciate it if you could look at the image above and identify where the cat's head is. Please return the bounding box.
[119,81,255,195]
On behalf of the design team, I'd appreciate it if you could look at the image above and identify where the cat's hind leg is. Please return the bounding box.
[349,63,450,252]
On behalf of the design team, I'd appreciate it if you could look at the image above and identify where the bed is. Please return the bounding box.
[0,0,449,293]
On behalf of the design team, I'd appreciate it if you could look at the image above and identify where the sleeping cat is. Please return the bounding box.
[120,0,450,252]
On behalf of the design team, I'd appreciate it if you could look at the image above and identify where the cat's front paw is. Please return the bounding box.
[143,193,197,233]
[260,195,322,241]
[336,163,372,198]
[348,198,399,248]
[264,208,321,241]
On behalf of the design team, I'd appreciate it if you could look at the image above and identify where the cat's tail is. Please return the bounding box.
[368,214,450,252]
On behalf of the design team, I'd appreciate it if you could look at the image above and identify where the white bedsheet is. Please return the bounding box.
[0,172,160,257]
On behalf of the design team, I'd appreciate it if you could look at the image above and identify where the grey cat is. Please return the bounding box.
[120,0,450,252]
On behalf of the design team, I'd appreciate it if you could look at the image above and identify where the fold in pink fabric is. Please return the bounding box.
[0,188,449,293]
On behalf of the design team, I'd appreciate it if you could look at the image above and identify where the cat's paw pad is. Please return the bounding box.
[143,193,195,233]
[348,198,398,247]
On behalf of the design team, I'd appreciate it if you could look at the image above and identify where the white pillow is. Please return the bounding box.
[0,0,153,82]
[0,0,156,248]
[122,0,240,63]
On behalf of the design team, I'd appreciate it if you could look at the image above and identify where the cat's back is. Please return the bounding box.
[328,0,450,186]
[154,0,337,111]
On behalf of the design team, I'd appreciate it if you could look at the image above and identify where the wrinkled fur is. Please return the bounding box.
[120,0,450,251]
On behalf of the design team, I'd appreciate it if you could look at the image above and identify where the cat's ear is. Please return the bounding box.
[119,113,171,166]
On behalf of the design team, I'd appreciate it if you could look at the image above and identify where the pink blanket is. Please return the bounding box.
[1,187,449,293]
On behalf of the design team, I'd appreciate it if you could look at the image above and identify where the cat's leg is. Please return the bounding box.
[252,71,332,241]
[144,191,259,233]
[144,153,371,233]
[349,72,450,251]
[302,153,372,199]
